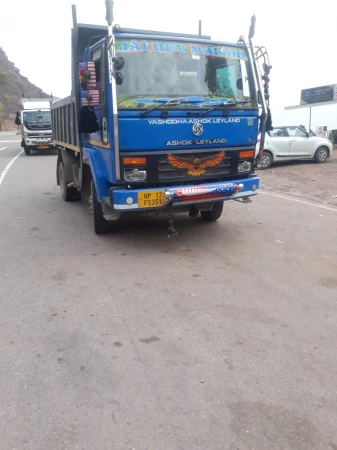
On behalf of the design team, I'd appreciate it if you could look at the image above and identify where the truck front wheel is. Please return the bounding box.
[23,146,31,156]
[90,181,110,234]
[200,201,224,222]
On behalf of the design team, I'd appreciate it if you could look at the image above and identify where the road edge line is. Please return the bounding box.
[0,150,24,187]
[260,190,337,212]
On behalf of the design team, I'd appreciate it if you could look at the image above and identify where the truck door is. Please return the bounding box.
[82,42,105,145]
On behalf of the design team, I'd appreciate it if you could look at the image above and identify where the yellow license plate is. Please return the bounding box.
[138,190,165,208]
[38,144,48,149]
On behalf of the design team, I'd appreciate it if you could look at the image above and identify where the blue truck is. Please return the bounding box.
[51,1,272,236]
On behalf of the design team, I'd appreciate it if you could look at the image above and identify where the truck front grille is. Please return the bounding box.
[158,152,231,181]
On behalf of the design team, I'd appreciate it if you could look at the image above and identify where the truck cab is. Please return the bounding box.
[21,98,55,155]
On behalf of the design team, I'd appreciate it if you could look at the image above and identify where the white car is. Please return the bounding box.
[256,125,333,169]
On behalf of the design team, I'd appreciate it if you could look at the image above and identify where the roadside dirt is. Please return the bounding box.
[259,148,337,207]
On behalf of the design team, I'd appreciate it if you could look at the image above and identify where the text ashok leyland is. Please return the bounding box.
[166,139,227,146]
[148,118,241,125]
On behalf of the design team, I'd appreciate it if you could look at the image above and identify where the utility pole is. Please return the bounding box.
[309,106,312,132]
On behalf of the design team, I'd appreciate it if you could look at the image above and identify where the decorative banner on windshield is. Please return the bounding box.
[116,40,247,60]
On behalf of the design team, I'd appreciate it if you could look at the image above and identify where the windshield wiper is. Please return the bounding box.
[140,98,205,117]
[201,99,248,116]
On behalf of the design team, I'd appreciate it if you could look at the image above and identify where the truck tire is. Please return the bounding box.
[58,161,77,201]
[91,180,110,234]
[200,201,224,222]
[24,146,31,156]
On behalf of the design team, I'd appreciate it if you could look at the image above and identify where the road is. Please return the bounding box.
[1,131,337,450]
[261,148,337,207]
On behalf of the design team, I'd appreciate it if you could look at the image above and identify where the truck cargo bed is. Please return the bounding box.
[51,96,80,151]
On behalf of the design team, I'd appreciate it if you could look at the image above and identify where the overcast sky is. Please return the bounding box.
[1,0,337,130]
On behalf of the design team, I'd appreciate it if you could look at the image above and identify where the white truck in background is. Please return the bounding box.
[20,97,56,155]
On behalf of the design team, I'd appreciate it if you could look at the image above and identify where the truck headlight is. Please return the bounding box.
[238,161,252,173]
[124,168,147,182]
[23,132,28,138]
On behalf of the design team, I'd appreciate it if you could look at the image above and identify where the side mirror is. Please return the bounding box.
[116,72,123,86]
[263,63,271,75]
[113,57,125,71]
[236,78,243,90]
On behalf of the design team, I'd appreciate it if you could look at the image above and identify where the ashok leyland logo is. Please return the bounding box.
[192,122,203,136]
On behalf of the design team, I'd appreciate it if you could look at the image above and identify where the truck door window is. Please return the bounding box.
[215,65,236,98]
[239,60,250,98]
[211,59,250,100]
[92,47,101,91]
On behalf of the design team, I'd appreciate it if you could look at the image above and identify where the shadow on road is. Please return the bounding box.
[26,150,58,157]
[88,210,239,253]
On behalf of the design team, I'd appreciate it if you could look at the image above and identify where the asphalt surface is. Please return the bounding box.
[1,131,337,450]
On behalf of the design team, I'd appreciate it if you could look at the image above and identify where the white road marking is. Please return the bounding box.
[0,140,21,143]
[0,147,7,152]
[260,190,337,212]
[0,150,24,187]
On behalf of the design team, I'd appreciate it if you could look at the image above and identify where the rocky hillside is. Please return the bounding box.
[0,48,48,130]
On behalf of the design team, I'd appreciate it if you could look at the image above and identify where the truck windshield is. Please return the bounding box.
[23,111,51,123]
[115,39,254,109]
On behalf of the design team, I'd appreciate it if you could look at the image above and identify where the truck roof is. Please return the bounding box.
[74,23,245,63]
[21,98,53,102]
[76,23,211,40]
[21,98,53,110]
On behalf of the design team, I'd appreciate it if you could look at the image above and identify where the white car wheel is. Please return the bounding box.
[314,147,329,163]
[260,151,273,169]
